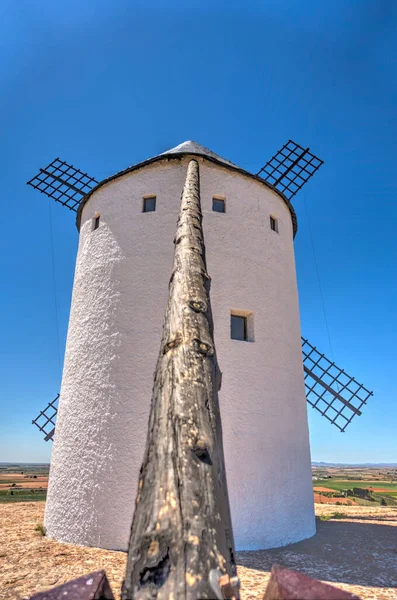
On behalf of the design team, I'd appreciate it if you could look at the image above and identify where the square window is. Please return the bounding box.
[212,197,225,213]
[231,310,254,342]
[143,196,156,212]
[231,314,247,341]
[92,214,100,231]
[270,215,278,233]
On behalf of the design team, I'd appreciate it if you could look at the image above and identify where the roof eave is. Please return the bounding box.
[75,151,298,237]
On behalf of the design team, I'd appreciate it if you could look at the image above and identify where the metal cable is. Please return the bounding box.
[303,193,336,365]
[48,199,62,378]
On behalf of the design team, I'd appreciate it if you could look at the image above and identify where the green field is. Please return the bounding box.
[315,479,397,492]
[314,479,397,507]
[0,494,46,503]
[0,464,49,503]
[0,489,47,503]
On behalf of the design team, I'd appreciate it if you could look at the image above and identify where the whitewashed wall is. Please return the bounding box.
[45,156,315,551]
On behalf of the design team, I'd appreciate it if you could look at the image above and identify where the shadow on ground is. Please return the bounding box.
[237,518,397,590]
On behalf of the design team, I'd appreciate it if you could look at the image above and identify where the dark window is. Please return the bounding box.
[212,198,225,213]
[270,215,278,233]
[143,196,156,212]
[231,314,247,341]
[93,215,100,230]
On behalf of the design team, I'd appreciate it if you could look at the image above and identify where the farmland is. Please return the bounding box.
[0,464,49,503]
[1,463,397,508]
[312,465,397,507]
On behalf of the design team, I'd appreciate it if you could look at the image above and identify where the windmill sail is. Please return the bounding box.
[32,394,59,441]
[302,338,373,432]
[27,158,98,212]
[256,140,324,200]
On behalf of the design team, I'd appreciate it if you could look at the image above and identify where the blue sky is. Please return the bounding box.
[1,0,396,463]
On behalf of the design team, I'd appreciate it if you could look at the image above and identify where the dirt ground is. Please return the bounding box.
[0,502,396,599]
[313,493,358,505]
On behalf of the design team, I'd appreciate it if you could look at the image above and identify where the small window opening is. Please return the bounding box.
[231,314,247,341]
[270,215,278,233]
[143,196,156,212]
[212,197,226,213]
[92,215,100,231]
[231,310,254,342]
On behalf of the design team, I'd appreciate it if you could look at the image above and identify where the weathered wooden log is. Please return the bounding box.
[121,159,238,599]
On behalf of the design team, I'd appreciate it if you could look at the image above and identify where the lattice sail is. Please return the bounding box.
[257,140,324,200]
[32,394,59,441]
[27,158,98,212]
[302,338,373,432]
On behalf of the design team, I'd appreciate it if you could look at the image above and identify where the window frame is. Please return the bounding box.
[92,214,100,231]
[212,196,226,213]
[231,314,247,341]
[230,310,254,342]
[270,215,278,233]
[143,195,157,213]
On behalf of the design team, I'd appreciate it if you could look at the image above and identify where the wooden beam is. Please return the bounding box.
[44,427,55,442]
[273,147,309,186]
[39,168,86,196]
[303,366,362,416]
[121,159,238,599]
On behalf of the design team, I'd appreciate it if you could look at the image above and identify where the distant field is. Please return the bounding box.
[0,465,49,503]
[0,491,46,503]
[0,474,48,480]
[313,467,397,508]
[314,479,397,492]
[1,464,396,507]
[313,493,357,505]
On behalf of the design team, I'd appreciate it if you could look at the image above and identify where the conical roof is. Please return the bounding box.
[76,140,297,237]
[158,140,238,168]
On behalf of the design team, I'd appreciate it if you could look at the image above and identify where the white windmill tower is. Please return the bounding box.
[28,141,372,552]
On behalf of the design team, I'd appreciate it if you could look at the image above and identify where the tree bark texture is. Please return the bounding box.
[122,159,237,600]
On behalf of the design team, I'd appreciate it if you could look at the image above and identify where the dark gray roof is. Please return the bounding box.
[158,140,238,168]
[76,140,297,236]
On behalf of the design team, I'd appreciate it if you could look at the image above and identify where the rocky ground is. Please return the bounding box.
[1,502,396,599]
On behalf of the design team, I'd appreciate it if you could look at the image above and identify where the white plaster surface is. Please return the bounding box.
[45,155,315,551]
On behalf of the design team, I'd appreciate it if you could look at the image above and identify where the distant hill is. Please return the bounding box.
[312,462,397,468]
[2,461,397,469]
[0,463,50,467]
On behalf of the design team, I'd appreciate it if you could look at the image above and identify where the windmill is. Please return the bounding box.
[27,140,373,552]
